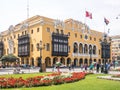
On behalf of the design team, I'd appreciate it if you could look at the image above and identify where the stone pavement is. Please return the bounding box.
[0,67,120,75]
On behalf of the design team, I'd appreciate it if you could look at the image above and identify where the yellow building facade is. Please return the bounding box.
[0,15,111,69]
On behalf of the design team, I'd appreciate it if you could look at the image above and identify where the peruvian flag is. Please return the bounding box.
[104,18,109,25]
[86,11,92,19]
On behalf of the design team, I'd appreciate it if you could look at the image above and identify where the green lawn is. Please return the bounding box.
[1,73,120,90]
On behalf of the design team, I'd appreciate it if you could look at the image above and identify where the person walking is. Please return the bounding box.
[68,63,71,71]
[89,63,94,72]
[71,62,74,71]
[96,62,100,73]
[101,63,104,73]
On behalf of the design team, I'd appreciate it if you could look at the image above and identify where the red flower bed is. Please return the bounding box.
[0,72,87,89]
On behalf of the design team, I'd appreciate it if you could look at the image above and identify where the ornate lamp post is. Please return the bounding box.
[100,34,111,74]
[36,40,46,72]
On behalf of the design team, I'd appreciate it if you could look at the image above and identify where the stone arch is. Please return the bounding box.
[93,45,96,55]
[84,44,88,54]
[102,59,104,64]
[37,57,41,67]
[94,59,97,62]
[89,59,92,65]
[79,58,83,66]
[79,43,83,54]
[53,57,58,65]
[98,59,101,64]
[45,57,51,67]
[60,57,65,65]
[67,58,71,66]
[89,44,92,54]
[74,58,78,67]
[73,42,78,53]
[26,58,29,65]
[21,58,24,64]
[31,57,34,66]
[84,58,88,64]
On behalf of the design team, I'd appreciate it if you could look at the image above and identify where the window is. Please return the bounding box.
[94,38,96,41]
[14,35,16,39]
[10,36,12,39]
[85,35,88,39]
[75,33,77,38]
[25,31,27,35]
[54,44,56,51]
[61,30,63,34]
[37,28,39,32]
[22,32,24,35]
[80,35,82,39]
[46,43,50,51]
[31,30,33,34]
[37,43,39,51]
[14,47,16,53]
[56,29,59,33]
[68,32,70,36]
[64,45,67,52]
[18,34,19,38]
[46,27,50,32]
[31,44,33,52]
[90,37,92,40]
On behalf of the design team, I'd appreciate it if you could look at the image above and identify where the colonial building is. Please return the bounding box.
[111,35,120,61]
[0,15,111,70]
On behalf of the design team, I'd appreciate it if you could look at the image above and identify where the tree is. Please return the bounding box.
[0,54,17,62]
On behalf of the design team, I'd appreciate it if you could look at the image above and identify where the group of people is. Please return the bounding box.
[52,60,113,74]
[88,62,111,73]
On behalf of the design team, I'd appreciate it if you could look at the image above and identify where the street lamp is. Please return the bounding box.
[36,40,46,72]
[100,34,111,74]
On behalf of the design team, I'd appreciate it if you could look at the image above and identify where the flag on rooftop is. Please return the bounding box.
[86,11,92,19]
[104,18,109,25]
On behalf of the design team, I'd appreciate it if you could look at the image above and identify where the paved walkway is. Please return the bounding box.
[97,76,120,81]
[0,67,120,75]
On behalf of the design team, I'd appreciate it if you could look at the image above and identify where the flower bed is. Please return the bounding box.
[0,72,86,89]
[112,74,120,78]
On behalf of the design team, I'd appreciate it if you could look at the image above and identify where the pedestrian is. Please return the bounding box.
[80,64,84,70]
[68,64,71,71]
[101,63,104,73]
[56,60,61,72]
[84,64,88,71]
[71,62,74,71]
[52,64,56,72]
[96,62,100,73]
[89,63,94,72]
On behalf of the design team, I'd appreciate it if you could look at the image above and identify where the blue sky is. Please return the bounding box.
[0,0,120,36]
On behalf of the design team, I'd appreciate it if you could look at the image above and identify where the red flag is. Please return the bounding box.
[104,18,109,25]
[86,11,92,19]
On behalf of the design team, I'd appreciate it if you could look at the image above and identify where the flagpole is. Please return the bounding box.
[84,9,87,33]
[104,20,106,34]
